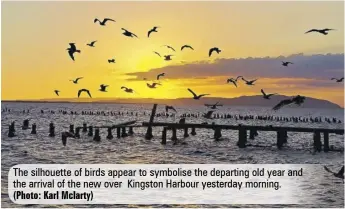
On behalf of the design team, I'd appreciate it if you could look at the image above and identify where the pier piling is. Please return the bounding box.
[49,122,55,137]
[161,127,167,145]
[313,131,322,152]
[237,127,247,148]
[22,119,29,130]
[145,104,157,140]
[88,126,93,137]
[116,127,121,138]
[184,127,189,138]
[121,127,128,137]
[69,125,74,134]
[323,132,329,152]
[107,127,113,139]
[75,127,80,138]
[82,123,87,132]
[214,128,222,141]
[190,127,196,136]
[31,124,37,134]
[128,127,134,136]
[93,129,101,142]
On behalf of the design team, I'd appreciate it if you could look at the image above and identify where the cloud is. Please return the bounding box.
[125,53,344,81]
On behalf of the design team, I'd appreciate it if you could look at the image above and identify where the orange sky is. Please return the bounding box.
[1,1,344,106]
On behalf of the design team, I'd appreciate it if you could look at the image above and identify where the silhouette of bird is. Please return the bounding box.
[147,82,161,88]
[324,166,344,179]
[305,28,335,35]
[234,76,243,81]
[188,88,210,100]
[209,47,221,57]
[108,59,115,63]
[99,84,109,92]
[67,43,81,61]
[148,26,159,37]
[157,73,165,80]
[227,78,237,87]
[205,102,223,109]
[78,89,92,98]
[164,55,173,61]
[331,77,344,82]
[121,86,134,93]
[87,41,97,47]
[273,95,305,110]
[163,45,175,52]
[165,105,177,113]
[181,45,194,51]
[282,61,293,67]
[121,28,138,38]
[203,110,214,119]
[261,89,277,99]
[54,90,60,96]
[153,51,161,57]
[94,18,115,26]
[70,77,83,84]
[242,78,257,85]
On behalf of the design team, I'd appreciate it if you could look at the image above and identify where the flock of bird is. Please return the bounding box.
[57,18,343,112]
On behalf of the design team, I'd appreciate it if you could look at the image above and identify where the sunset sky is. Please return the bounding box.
[2,1,344,106]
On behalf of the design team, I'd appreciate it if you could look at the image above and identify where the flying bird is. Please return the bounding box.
[163,45,175,52]
[331,77,344,82]
[282,61,293,67]
[99,84,109,92]
[209,47,221,57]
[94,18,115,26]
[70,77,83,84]
[157,73,165,80]
[205,102,223,109]
[203,110,214,119]
[148,26,159,37]
[108,59,115,63]
[67,43,81,61]
[54,90,60,96]
[87,41,97,47]
[272,95,305,111]
[188,88,210,100]
[78,89,92,98]
[121,28,138,38]
[165,105,177,113]
[147,82,161,88]
[242,78,257,85]
[153,51,161,57]
[121,86,134,93]
[324,166,344,180]
[261,89,277,100]
[227,78,237,87]
[305,28,335,35]
[181,45,194,51]
[164,55,173,61]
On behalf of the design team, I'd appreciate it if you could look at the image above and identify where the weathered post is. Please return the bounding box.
[49,122,55,137]
[128,127,134,136]
[190,127,196,136]
[237,127,247,148]
[313,131,322,152]
[214,127,222,141]
[249,129,256,140]
[75,127,81,138]
[8,124,15,137]
[88,126,93,136]
[61,133,67,146]
[121,127,128,137]
[145,104,158,140]
[161,127,167,145]
[69,125,74,134]
[183,127,189,138]
[116,127,121,138]
[31,124,37,134]
[82,123,87,132]
[22,119,29,130]
[93,129,101,142]
[171,128,177,142]
[282,130,288,144]
[323,132,329,152]
[107,127,113,140]
[276,131,285,150]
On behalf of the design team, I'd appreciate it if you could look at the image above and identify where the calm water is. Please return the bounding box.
[1,102,344,208]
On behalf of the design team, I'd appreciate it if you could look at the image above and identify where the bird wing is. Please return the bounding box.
[340,78,344,81]
[305,29,318,34]
[230,80,237,87]
[68,50,75,61]
[104,18,115,23]
[324,166,334,174]
[55,91,59,96]
[169,46,176,51]
[331,78,336,80]
[273,99,293,111]
[132,33,139,38]
[78,89,82,98]
[171,106,177,112]
[181,45,186,51]
[188,45,194,50]
[94,18,99,23]
[251,79,258,83]
[86,90,92,98]
[209,48,215,57]
[188,88,197,97]
[121,86,127,90]
[199,94,210,97]
[91,41,97,45]
[154,51,161,57]
[69,43,76,50]
[261,89,266,96]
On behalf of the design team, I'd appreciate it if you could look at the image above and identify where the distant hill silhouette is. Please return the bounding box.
[2,94,342,109]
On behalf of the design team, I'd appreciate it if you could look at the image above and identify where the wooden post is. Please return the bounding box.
[183,127,189,138]
[190,127,196,136]
[121,127,128,137]
[8,125,15,137]
[237,128,247,148]
[282,131,288,144]
[49,122,55,137]
[88,126,93,136]
[116,127,121,138]
[61,133,67,146]
[161,127,167,145]
[93,129,101,142]
[82,123,87,132]
[31,124,37,134]
[323,132,329,152]
[214,127,222,141]
[69,124,74,134]
[22,119,29,130]
[145,104,158,140]
[277,131,285,150]
[75,127,80,138]
[128,127,134,135]
[313,131,322,152]
[249,129,256,140]
[107,127,113,140]
[171,128,177,142]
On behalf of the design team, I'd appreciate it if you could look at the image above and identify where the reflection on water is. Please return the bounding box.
[1,102,344,208]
